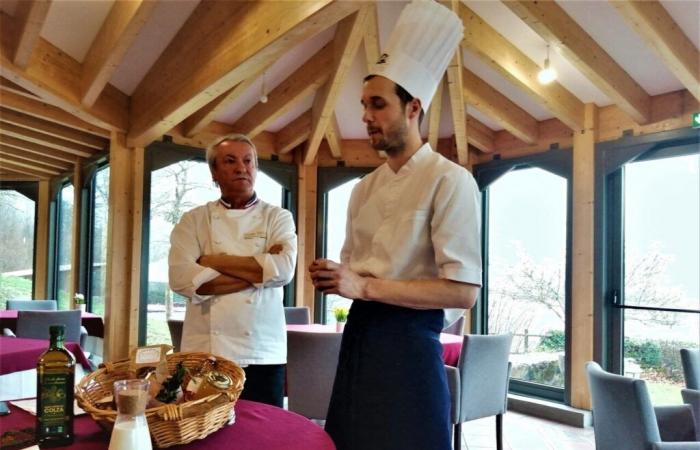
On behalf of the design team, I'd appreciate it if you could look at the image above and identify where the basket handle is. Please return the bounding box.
[157,403,183,421]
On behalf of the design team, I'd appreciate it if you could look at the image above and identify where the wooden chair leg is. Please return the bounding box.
[496,414,503,450]
[454,423,462,450]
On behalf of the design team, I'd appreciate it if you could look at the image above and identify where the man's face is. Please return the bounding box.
[212,140,257,198]
[361,76,408,154]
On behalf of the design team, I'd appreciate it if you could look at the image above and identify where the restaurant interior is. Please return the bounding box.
[0,1,699,449]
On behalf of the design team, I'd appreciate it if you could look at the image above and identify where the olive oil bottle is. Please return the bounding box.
[36,325,75,447]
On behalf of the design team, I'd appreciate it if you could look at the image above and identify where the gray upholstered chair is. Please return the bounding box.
[6,299,58,311]
[442,315,465,336]
[445,333,512,450]
[284,306,310,325]
[586,361,699,450]
[286,330,342,420]
[681,349,700,441]
[15,310,84,344]
[167,319,183,352]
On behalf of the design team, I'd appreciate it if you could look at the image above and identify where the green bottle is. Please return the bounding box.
[36,325,75,447]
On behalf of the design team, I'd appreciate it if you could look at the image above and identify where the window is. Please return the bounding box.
[55,183,74,310]
[88,167,109,316]
[0,189,36,305]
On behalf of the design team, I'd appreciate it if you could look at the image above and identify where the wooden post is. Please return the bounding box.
[33,179,50,299]
[103,132,143,361]
[570,103,597,410]
[69,159,82,307]
[295,149,318,316]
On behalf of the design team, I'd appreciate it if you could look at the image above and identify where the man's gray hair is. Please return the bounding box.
[205,133,258,173]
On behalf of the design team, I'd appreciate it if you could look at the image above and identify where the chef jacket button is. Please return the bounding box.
[246,299,253,304]
[214,240,221,244]
[245,331,252,336]
[213,330,220,335]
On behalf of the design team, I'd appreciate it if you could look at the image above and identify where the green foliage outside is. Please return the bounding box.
[537,330,565,352]
[0,274,32,307]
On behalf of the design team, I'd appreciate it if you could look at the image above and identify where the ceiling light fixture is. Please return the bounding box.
[537,44,557,85]
[260,72,268,103]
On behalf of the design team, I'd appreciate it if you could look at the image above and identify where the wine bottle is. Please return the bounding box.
[36,325,75,447]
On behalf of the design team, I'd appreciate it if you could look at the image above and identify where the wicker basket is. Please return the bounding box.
[75,352,245,448]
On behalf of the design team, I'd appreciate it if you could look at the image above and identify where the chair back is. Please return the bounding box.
[585,362,660,450]
[681,348,700,389]
[6,299,58,311]
[167,319,183,352]
[284,306,310,325]
[442,315,464,336]
[16,310,82,343]
[455,334,512,422]
[286,330,342,420]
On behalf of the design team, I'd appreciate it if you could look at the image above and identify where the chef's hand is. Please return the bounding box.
[268,244,284,255]
[309,259,368,299]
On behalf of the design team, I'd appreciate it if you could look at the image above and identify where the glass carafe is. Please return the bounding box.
[109,379,152,450]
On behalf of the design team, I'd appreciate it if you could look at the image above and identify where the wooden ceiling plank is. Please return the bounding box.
[305,6,369,165]
[441,1,468,165]
[275,110,312,155]
[0,156,58,176]
[459,3,584,131]
[0,89,110,137]
[0,145,71,170]
[324,114,343,159]
[466,116,495,153]
[233,44,334,139]
[0,171,43,181]
[0,76,37,98]
[504,1,651,124]
[462,67,538,144]
[0,147,68,172]
[12,0,51,68]
[0,134,77,163]
[129,1,361,146]
[0,122,95,157]
[0,12,128,132]
[428,75,445,150]
[0,107,107,149]
[363,3,380,72]
[613,0,700,102]
[81,0,158,107]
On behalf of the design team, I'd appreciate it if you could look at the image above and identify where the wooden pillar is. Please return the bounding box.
[295,151,318,317]
[103,132,144,361]
[69,159,82,307]
[570,103,597,409]
[33,180,50,299]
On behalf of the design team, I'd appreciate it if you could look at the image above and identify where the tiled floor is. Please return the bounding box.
[459,412,595,450]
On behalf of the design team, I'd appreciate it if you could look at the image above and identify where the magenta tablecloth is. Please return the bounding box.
[0,336,91,375]
[0,310,104,338]
[286,324,463,366]
[0,400,335,450]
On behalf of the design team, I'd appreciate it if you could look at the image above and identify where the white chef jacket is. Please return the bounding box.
[168,199,297,366]
[341,144,481,323]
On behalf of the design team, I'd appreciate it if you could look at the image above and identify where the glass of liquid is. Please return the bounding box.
[109,379,152,450]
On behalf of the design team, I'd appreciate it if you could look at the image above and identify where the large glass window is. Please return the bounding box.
[621,154,699,405]
[55,183,74,309]
[88,167,109,316]
[487,168,568,391]
[0,190,35,305]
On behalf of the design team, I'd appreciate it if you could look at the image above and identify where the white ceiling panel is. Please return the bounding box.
[266,94,314,133]
[661,0,700,49]
[468,107,502,133]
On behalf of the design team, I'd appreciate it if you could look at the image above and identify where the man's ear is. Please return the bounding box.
[407,98,422,120]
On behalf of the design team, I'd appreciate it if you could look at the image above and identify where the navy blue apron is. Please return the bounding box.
[325,300,451,450]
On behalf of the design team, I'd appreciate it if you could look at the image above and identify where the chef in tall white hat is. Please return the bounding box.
[309,1,482,449]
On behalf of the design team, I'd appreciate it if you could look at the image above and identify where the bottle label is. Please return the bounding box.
[39,373,71,432]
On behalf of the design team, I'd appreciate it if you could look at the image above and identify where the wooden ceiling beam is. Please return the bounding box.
[0,122,95,158]
[0,77,38,98]
[305,6,369,165]
[504,1,651,124]
[0,145,72,170]
[0,157,58,176]
[462,67,538,144]
[363,3,380,71]
[466,116,495,154]
[0,89,110,137]
[275,110,312,155]
[0,170,43,181]
[613,0,700,102]
[0,134,78,163]
[428,76,445,150]
[0,12,129,132]
[81,0,158,107]
[459,3,584,131]
[324,114,343,159]
[0,147,68,173]
[232,44,334,139]
[0,107,107,149]
[129,1,361,146]
[12,0,51,68]
[442,0,468,165]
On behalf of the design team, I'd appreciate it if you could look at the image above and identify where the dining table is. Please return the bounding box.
[0,310,104,338]
[0,336,91,375]
[286,324,463,367]
[0,399,336,450]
